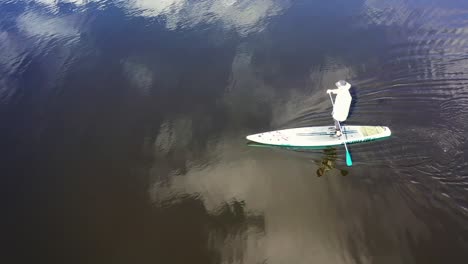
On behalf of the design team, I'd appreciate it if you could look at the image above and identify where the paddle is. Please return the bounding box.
[328,93,353,166]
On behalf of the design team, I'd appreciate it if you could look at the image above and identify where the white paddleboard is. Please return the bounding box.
[246,126,391,147]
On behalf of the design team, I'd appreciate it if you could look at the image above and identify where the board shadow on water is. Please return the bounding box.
[247,142,349,177]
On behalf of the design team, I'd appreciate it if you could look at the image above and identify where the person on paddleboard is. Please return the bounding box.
[326,80,352,137]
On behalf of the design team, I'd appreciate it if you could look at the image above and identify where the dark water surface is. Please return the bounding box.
[2,0,468,263]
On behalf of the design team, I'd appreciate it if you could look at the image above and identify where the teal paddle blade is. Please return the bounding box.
[346,151,353,166]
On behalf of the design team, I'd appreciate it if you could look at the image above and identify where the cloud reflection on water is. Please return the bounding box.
[27,0,290,35]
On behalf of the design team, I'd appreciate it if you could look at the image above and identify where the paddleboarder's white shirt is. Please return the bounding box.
[327,83,352,122]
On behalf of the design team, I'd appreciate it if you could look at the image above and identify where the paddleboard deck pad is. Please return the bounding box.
[246,126,391,147]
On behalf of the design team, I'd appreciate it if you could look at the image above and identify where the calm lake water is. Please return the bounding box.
[2,0,468,263]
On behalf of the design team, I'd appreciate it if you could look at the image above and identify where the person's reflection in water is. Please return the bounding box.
[316,148,349,177]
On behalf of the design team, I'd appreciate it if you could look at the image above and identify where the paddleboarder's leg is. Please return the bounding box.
[334,120,342,136]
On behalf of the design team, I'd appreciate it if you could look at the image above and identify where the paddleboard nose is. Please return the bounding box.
[246,133,272,144]
[246,133,262,142]
[246,135,256,141]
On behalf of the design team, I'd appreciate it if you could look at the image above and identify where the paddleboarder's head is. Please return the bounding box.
[336,80,351,91]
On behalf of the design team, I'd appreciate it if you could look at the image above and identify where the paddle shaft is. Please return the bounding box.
[328,93,353,166]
